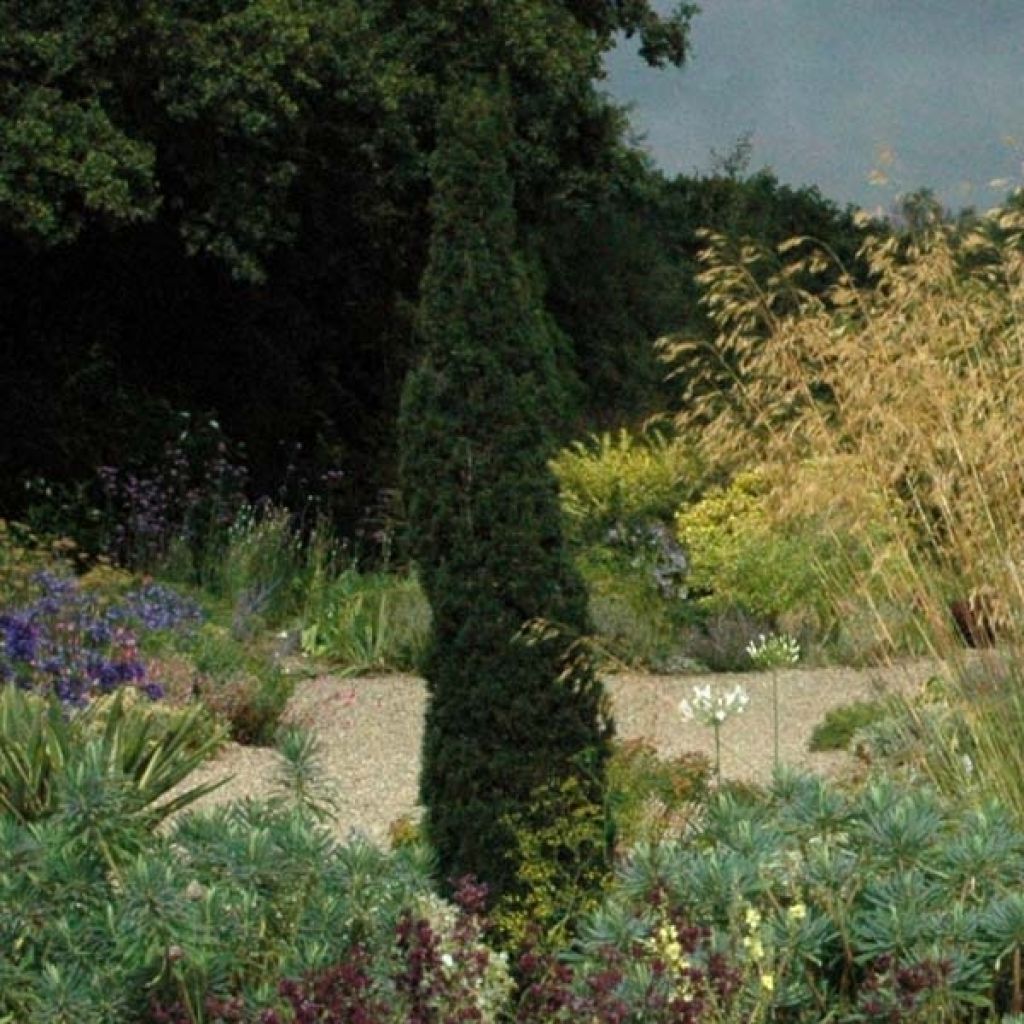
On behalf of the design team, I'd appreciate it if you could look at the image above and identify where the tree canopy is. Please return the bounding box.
[0,1,877,543]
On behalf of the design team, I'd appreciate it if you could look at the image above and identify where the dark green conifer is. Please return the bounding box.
[398,79,613,914]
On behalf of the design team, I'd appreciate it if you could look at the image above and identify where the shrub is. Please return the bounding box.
[675,469,829,625]
[577,546,697,671]
[551,425,702,546]
[606,739,710,852]
[0,731,512,1023]
[184,623,294,745]
[681,606,776,672]
[489,772,613,954]
[564,770,1024,1022]
[809,697,899,752]
[398,79,611,921]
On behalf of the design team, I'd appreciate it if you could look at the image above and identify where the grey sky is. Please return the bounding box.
[603,1,1024,214]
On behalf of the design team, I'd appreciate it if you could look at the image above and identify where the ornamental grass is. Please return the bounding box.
[662,202,1024,824]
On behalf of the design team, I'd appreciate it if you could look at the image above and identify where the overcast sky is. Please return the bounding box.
[603,0,1024,215]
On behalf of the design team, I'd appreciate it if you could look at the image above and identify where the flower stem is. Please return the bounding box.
[714,722,722,785]
[772,672,780,773]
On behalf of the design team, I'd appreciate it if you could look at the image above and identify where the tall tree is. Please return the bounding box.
[399,79,613,924]
[0,0,698,528]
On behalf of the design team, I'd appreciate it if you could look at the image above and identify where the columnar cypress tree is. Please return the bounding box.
[398,79,613,911]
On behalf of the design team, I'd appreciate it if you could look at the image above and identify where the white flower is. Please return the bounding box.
[679,681,750,728]
[747,632,801,669]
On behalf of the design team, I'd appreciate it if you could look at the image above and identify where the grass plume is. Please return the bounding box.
[662,204,1024,817]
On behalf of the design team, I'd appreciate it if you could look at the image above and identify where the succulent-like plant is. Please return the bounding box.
[565,770,1024,1022]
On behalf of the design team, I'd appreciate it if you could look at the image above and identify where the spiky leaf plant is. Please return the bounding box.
[0,686,224,826]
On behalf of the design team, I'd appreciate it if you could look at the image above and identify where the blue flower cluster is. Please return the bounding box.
[0,571,206,707]
[108,581,206,633]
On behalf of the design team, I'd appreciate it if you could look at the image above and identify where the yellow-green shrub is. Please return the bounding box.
[675,460,905,649]
[551,426,702,544]
[489,773,611,955]
[675,469,823,622]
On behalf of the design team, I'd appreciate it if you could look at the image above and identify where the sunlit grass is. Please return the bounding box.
[661,202,1024,821]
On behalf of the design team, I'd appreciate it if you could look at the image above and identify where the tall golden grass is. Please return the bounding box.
[661,205,1024,814]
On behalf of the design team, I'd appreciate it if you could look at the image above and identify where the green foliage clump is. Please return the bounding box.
[0,743,512,1023]
[200,502,307,633]
[606,739,710,851]
[675,469,823,622]
[489,771,613,954]
[809,697,898,752]
[577,770,1024,1022]
[300,567,430,674]
[576,545,697,671]
[550,427,700,670]
[182,623,294,745]
[551,426,701,545]
[398,80,612,915]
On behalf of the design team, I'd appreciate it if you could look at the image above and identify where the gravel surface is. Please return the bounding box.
[170,661,933,844]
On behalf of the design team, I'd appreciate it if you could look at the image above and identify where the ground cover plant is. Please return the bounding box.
[809,697,901,752]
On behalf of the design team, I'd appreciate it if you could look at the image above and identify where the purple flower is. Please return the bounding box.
[1,573,182,707]
[113,583,203,633]
[0,613,38,662]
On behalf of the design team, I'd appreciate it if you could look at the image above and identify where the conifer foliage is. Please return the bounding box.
[399,79,613,912]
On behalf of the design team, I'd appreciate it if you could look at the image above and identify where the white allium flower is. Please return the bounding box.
[746,632,801,669]
[678,681,751,728]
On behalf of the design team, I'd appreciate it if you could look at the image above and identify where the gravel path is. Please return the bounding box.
[171,662,932,844]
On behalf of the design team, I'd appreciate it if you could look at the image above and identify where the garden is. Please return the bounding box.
[7,169,1024,1021]
[6,6,1024,1023]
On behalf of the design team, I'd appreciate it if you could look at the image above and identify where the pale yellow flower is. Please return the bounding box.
[650,922,689,969]
[761,973,775,993]
[787,902,807,923]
